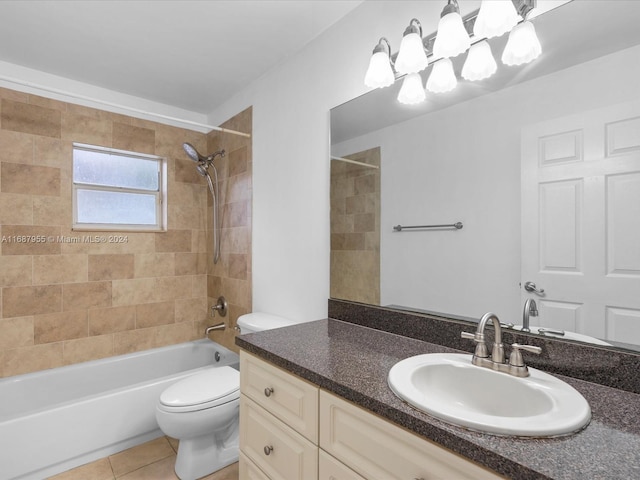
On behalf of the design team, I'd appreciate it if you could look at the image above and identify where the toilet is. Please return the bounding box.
[155,312,296,480]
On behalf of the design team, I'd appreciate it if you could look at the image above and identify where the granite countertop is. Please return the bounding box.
[236,319,640,480]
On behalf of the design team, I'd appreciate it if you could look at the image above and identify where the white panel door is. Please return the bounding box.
[521,101,640,343]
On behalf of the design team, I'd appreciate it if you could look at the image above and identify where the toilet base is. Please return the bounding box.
[174,426,239,480]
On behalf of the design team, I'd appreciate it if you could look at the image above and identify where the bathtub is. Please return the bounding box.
[0,339,239,480]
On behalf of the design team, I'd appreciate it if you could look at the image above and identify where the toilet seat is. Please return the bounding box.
[159,366,240,413]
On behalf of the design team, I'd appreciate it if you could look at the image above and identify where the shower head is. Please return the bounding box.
[182,143,226,165]
[182,142,206,163]
[196,164,208,177]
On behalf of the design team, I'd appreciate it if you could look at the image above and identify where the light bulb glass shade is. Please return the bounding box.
[433,11,471,59]
[395,31,429,74]
[426,58,457,93]
[364,51,395,88]
[502,21,542,66]
[473,0,519,39]
[461,40,497,81]
[397,72,426,105]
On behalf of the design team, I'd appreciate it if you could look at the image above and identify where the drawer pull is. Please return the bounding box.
[264,387,274,397]
[264,445,274,455]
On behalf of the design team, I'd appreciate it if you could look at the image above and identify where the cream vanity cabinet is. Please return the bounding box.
[239,351,503,480]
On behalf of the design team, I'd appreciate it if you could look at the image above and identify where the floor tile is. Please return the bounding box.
[201,462,239,480]
[116,455,178,480]
[109,437,174,477]
[47,457,114,480]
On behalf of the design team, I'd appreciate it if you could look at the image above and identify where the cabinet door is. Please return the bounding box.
[319,449,366,480]
[239,452,270,480]
[240,395,318,480]
[319,390,504,480]
[240,351,319,442]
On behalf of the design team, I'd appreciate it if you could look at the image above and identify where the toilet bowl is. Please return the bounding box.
[155,366,240,480]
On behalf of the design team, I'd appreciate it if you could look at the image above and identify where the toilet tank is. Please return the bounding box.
[237,312,297,334]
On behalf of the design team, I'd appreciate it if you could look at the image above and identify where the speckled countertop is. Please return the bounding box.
[236,319,640,480]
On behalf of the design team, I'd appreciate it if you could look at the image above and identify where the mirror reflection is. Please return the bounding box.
[330,0,640,352]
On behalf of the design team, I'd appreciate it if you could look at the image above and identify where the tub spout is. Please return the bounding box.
[205,323,225,336]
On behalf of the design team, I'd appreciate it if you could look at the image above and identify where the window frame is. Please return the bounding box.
[72,143,167,232]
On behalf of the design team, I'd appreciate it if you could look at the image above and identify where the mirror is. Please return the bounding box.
[330,1,640,352]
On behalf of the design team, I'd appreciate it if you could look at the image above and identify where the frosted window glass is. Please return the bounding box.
[74,149,158,190]
[76,189,157,225]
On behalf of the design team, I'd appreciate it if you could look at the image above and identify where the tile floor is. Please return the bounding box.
[48,437,238,480]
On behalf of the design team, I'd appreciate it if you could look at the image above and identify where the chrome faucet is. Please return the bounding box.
[522,298,538,333]
[205,323,225,336]
[462,312,542,377]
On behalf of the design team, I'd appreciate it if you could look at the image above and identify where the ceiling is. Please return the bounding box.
[0,0,363,115]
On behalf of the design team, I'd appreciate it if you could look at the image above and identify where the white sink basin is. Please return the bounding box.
[388,353,591,437]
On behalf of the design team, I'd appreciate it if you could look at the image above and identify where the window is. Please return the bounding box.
[72,143,167,231]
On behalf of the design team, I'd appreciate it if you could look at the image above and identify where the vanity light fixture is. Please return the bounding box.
[426,58,458,93]
[365,0,540,105]
[502,19,542,66]
[395,19,429,75]
[364,37,395,88]
[432,0,471,59]
[461,40,497,81]
[397,72,426,105]
[473,0,520,39]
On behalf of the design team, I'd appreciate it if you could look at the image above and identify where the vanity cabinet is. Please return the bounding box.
[239,351,503,480]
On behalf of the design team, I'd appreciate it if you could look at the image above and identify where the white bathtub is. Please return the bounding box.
[0,339,239,480]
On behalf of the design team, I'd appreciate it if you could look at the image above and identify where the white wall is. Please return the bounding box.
[333,45,640,323]
[207,2,454,321]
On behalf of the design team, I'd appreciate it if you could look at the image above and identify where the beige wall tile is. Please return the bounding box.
[0,129,33,164]
[175,158,205,184]
[0,225,61,255]
[175,252,207,276]
[155,322,195,348]
[0,87,28,102]
[228,146,248,176]
[228,254,247,280]
[0,316,34,349]
[1,162,61,196]
[354,213,375,233]
[191,274,208,298]
[33,196,71,226]
[0,255,32,287]
[136,301,175,328]
[113,327,155,355]
[63,281,111,311]
[34,310,88,344]
[168,203,204,230]
[223,201,249,228]
[134,253,175,278]
[1,99,62,138]
[207,275,222,299]
[156,276,192,301]
[63,334,113,365]
[112,122,155,155]
[89,305,136,335]
[0,193,33,224]
[33,136,72,168]
[61,112,112,145]
[226,172,251,204]
[28,94,67,112]
[220,226,250,254]
[112,277,158,306]
[221,278,250,309]
[88,254,135,281]
[175,297,208,324]
[3,343,64,376]
[33,254,88,285]
[155,229,192,252]
[2,284,62,317]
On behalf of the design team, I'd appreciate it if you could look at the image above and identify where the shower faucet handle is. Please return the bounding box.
[211,296,228,317]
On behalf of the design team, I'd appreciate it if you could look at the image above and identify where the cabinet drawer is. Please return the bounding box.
[239,451,270,480]
[319,390,504,480]
[319,449,366,480]
[240,351,318,442]
[240,395,318,480]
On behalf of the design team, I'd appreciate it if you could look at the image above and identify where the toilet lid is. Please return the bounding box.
[159,366,239,411]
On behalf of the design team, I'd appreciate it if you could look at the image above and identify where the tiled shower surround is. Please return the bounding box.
[0,87,251,378]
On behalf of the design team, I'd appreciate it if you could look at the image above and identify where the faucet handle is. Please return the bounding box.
[509,343,542,367]
[461,331,489,358]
